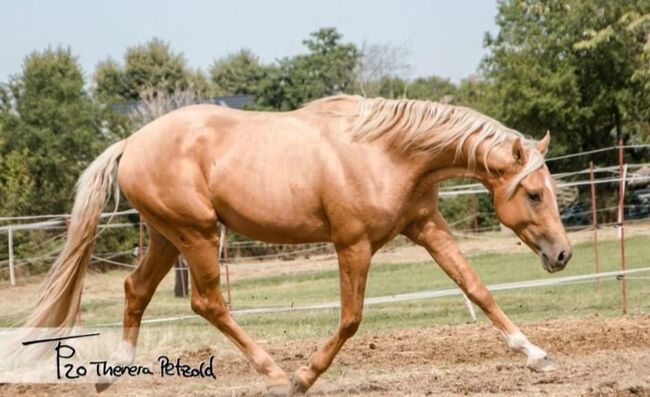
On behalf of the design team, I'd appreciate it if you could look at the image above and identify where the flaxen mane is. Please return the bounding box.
[306,95,545,196]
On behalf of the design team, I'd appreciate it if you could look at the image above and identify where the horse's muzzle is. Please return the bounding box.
[541,248,572,273]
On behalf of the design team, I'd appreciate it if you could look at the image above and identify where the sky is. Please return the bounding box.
[0,0,499,84]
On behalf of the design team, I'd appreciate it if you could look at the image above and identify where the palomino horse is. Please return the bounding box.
[25,95,571,395]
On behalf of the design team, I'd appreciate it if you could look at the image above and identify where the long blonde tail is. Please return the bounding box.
[24,139,127,329]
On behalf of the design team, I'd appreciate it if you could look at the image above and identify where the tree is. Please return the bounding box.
[93,38,202,102]
[355,41,411,97]
[0,47,109,215]
[454,76,501,116]
[371,76,406,99]
[0,149,35,216]
[0,47,137,275]
[187,69,211,98]
[256,28,359,110]
[482,0,650,162]
[209,49,267,96]
[574,9,650,141]
[406,75,457,102]
[128,85,203,129]
[93,58,130,103]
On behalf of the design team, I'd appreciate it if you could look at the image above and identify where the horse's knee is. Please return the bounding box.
[339,314,362,338]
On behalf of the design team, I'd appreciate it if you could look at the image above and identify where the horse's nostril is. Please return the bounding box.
[557,250,567,264]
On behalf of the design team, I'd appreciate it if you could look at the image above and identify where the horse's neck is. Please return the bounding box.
[410,142,508,193]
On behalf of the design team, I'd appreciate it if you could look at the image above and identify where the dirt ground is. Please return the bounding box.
[3,225,650,396]
[3,315,649,397]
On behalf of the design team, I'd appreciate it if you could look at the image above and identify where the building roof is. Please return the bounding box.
[113,94,255,114]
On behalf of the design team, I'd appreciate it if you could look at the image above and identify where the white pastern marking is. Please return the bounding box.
[111,340,135,365]
[96,340,136,385]
[501,330,547,363]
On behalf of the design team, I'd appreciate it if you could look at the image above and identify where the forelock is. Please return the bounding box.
[506,148,546,198]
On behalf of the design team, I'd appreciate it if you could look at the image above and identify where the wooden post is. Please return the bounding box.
[8,227,15,286]
[589,162,600,295]
[617,140,627,314]
[471,194,479,232]
[174,257,189,298]
[180,259,187,297]
[220,225,232,309]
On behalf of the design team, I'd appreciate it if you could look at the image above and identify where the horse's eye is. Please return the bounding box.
[527,192,542,202]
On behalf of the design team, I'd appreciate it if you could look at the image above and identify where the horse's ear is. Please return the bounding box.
[512,138,527,165]
[536,131,550,155]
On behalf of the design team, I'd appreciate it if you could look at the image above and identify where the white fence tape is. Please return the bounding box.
[95,265,650,327]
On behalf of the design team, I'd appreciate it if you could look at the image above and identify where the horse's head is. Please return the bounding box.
[489,133,572,273]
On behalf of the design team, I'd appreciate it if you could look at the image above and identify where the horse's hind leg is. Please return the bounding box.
[120,226,179,358]
[179,229,291,395]
[96,225,178,392]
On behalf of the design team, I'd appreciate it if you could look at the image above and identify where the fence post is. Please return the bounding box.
[617,140,627,314]
[589,162,600,295]
[471,194,479,232]
[174,257,189,298]
[8,227,15,286]
[219,225,232,309]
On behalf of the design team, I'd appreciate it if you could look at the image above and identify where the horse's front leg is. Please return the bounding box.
[403,212,557,372]
[292,241,372,394]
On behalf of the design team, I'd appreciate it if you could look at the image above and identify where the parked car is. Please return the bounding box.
[625,189,650,220]
[560,202,591,227]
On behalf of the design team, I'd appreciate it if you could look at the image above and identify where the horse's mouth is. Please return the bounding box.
[541,253,564,273]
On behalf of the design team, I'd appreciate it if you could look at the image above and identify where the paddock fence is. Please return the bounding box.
[1,142,650,318]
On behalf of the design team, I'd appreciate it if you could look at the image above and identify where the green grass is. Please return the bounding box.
[210,235,650,340]
[225,235,650,309]
[1,235,648,347]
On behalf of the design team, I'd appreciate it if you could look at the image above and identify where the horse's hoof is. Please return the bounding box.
[266,383,292,397]
[527,356,558,372]
[290,373,310,395]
